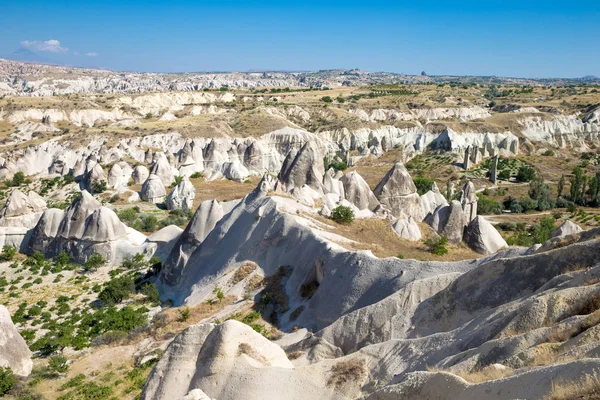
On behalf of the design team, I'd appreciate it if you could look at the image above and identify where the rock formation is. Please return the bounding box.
[463,216,508,254]
[141,174,167,204]
[340,171,380,211]
[549,220,582,239]
[374,162,425,220]
[278,140,325,193]
[133,165,150,185]
[489,155,498,184]
[428,200,467,243]
[0,306,33,377]
[420,181,448,218]
[459,181,478,222]
[166,177,196,211]
[463,146,471,170]
[392,215,422,241]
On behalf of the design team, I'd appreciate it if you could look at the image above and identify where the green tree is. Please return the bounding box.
[331,206,355,224]
[55,251,70,266]
[0,245,16,261]
[424,236,449,256]
[84,253,105,273]
[0,367,16,395]
[9,172,25,186]
[570,167,585,205]
[99,276,135,306]
[557,175,565,199]
[516,165,536,182]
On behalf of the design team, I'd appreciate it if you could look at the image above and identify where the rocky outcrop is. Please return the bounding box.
[420,182,448,217]
[277,140,325,193]
[0,306,33,377]
[151,154,177,187]
[463,216,508,254]
[549,220,582,239]
[428,200,466,243]
[162,200,226,285]
[133,165,150,185]
[28,190,144,264]
[459,181,478,222]
[340,171,380,211]
[141,174,167,204]
[392,215,421,241]
[0,189,46,228]
[166,177,196,211]
[374,162,425,220]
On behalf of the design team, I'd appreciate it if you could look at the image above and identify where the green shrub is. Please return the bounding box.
[55,251,70,266]
[84,253,105,272]
[48,354,69,374]
[477,195,503,215]
[0,245,16,261]
[543,149,555,156]
[498,169,511,180]
[99,276,135,306]
[190,172,203,179]
[7,172,26,187]
[118,208,139,224]
[413,177,435,196]
[141,283,160,305]
[321,96,333,103]
[324,157,347,172]
[0,367,17,395]
[331,206,354,224]
[424,236,449,255]
[140,214,158,232]
[91,180,108,193]
[179,307,190,322]
[516,165,536,182]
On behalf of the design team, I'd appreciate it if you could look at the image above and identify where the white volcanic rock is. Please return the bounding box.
[81,207,128,242]
[374,162,425,220]
[160,111,177,121]
[133,165,150,185]
[141,174,167,203]
[278,140,325,193]
[107,163,130,192]
[151,154,177,187]
[549,220,582,239]
[223,160,250,182]
[411,106,491,122]
[421,182,448,217]
[323,168,345,198]
[86,163,107,192]
[0,189,47,227]
[166,177,196,211]
[28,190,145,264]
[428,200,466,243]
[28,208,65,253]
[163,199,225,281]
[459,181,478,222]
[147,225,184,260]
[340,171,380,211]
[392,215,422,241]
[0,306,33,377]
[463,216,508,254]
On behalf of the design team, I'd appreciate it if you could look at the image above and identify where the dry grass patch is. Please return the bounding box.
[231,261,258,285]
[327,358,367,388]
[306,213,481,261]
[547,373,600,400]
[287,350,303,360]
[149,297,235,340]
[191,176,259,208]
[428,365,514,384]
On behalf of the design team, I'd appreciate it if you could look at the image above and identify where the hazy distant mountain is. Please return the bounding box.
[3,48,61,65]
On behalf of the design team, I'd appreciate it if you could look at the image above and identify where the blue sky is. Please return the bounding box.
[1,0,598,77]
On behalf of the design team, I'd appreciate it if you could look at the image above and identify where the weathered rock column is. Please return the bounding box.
[463,146,471,170]
[489,155,498,184]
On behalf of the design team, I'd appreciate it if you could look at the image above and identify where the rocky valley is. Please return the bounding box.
[0,59,600,400]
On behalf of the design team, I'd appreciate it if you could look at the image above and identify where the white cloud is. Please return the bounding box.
[20,39,68,53]
[85,52,98,57]
[73,51,80,56]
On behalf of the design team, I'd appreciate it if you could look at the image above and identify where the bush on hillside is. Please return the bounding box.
[331,206,354,224]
